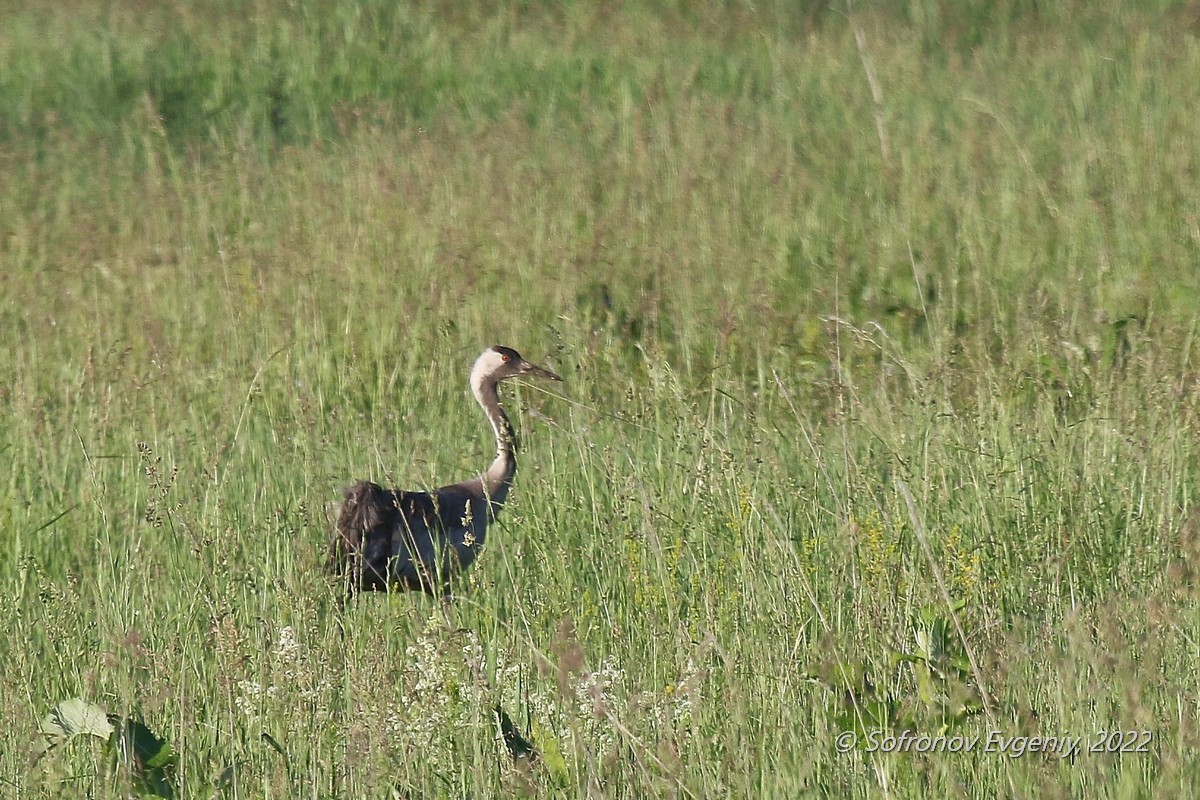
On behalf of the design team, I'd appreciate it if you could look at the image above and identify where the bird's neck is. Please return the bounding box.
[473,376,517,504]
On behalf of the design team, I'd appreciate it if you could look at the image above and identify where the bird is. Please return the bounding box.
[328,345,562,599]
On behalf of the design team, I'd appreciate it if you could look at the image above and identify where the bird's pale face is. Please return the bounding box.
[476,346,563,383]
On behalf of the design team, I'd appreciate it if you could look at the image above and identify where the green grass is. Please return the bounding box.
[4,0,1200,796]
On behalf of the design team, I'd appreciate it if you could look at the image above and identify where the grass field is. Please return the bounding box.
[4,0,1200,796]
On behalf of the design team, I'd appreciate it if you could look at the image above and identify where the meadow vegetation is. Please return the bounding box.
[4,0,1200,796]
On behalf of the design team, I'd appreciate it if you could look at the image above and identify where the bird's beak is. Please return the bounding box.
[521,361,562,381]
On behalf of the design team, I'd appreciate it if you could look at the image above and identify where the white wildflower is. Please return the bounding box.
[235,679,277,720]
[275,626,301,662]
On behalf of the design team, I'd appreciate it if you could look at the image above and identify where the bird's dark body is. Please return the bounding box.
[330,480,473,596]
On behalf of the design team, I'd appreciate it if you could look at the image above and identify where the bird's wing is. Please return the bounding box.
[432,481,492,572]
[332,481,442,592]
[392,491,439,574]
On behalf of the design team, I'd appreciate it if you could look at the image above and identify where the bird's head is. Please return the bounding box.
[472,345,563,387]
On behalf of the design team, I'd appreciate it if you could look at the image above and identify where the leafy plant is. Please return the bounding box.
[890,599,984,733]
[35,698,176,799]
[811,599,983,747]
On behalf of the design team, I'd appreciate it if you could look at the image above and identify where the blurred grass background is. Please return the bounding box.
[4,0,1200,796]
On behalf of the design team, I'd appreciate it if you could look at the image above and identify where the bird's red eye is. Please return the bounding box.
[501,354,510,362]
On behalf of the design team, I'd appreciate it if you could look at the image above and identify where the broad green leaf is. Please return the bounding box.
[531,722,570,784]
[109,717,176,799]
[110,716,177,771]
